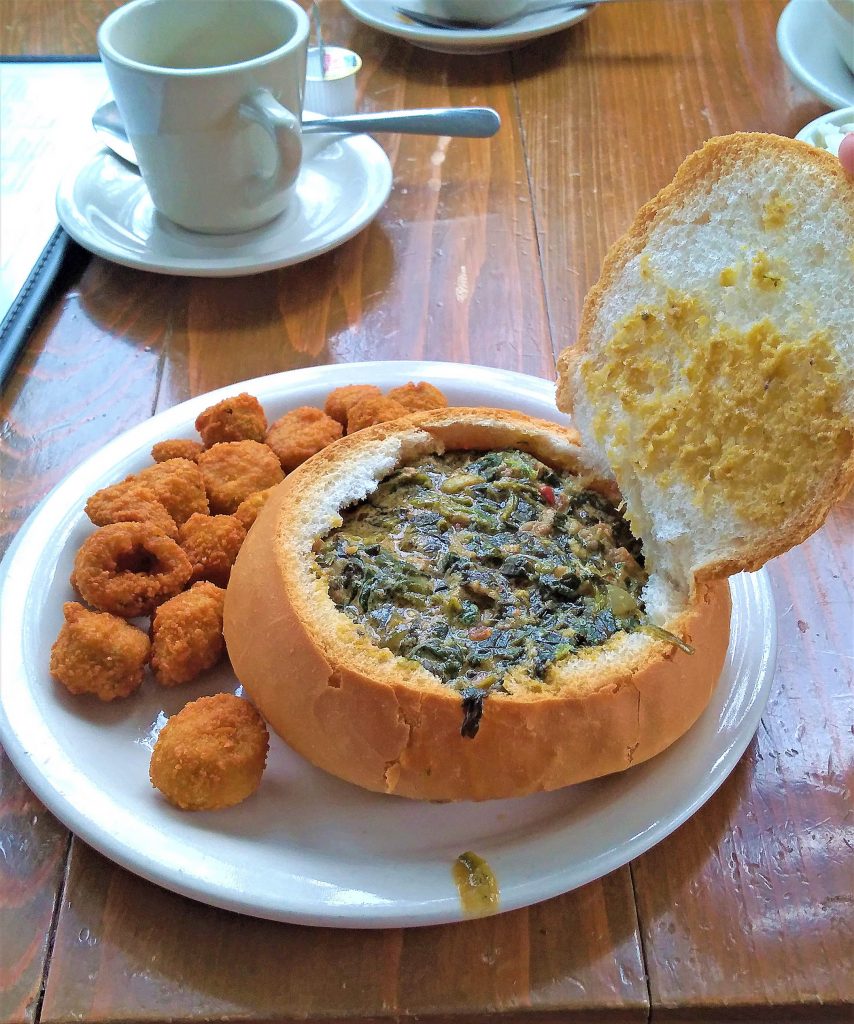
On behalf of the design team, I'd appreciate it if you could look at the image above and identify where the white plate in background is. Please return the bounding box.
[341,0,590,54]
[795,103,854,150]
[56,134,392,277]
[777,0,854,109]
[0,361,776,927]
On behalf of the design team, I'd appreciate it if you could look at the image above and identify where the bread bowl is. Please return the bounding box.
[224,407,731,801]
[224,133,853,802]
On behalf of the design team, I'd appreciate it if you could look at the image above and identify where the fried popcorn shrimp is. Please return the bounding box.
[85,480,178,539]
[50,602,150,701]
[233,487,276,531]
[178,513,246,587]
[150,582,226,686]
[195,392,267,447]
[149,693,269,810]
[197,440,284,514]
[346,395,409,434]
[265,406,343,472]
[134,458,209,525]
[152,438,204,463]
[387,380,449,413]
[71,522,192,618]
[324,384,382,426]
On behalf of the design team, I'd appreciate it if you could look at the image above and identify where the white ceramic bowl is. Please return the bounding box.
[420,0,530,26]
[823,0,854,74]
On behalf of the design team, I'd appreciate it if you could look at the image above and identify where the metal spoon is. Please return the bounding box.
[394,0,609,32]
[92,101,501,170]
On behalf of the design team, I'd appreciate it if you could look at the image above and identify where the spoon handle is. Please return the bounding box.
[302,107,501,138]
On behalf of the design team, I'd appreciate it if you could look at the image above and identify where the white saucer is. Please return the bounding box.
[55,135,393,277]
[341,0,590,54]
[777,0,854,109]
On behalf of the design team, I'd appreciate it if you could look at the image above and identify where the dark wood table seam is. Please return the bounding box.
[628,860,654,1024]
[33,831,73,1024]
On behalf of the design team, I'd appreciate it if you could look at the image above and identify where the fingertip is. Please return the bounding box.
[838,132,854,175]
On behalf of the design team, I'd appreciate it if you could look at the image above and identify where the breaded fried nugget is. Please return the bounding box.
[346,396,409,434]
[71,522,192,617]
[150,581,226,686]
[387,380,448,413]
[50,602,150,701]
[135,458,209,525]
[152,438,204,463]
[149,693,269,810]
[197,441,284,514]
[233,487,276,531]
[179,513,246,587]
[324,384,382,426]
[195,392,267,447]
[85,480,178,539]
[265,407,343,472]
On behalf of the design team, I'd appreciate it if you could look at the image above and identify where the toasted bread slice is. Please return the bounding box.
[556,133,853,586]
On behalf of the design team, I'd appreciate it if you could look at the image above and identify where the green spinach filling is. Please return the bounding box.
[315,449,669,735]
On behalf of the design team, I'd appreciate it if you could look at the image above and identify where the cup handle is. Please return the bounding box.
[239,88,303,197]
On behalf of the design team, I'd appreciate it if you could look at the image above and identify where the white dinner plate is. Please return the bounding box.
[341,0,590,54]
[0,362,776,928]
[777,0,854,109]
[55,134,392,277]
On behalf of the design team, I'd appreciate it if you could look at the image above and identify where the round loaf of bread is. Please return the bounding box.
[223,408,730,801]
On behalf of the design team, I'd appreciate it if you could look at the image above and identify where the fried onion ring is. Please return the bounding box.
[71,522,192,618]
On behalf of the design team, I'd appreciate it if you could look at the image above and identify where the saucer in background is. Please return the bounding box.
[55,135,392,278]
[794,104,854,151]
[341,0,590,54]
[777,0,854,108]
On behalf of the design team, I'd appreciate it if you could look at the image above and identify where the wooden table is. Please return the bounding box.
[1,2,852,1021]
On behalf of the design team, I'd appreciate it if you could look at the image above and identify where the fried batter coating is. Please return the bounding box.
[71,522,192,618]
[134,458,209,525]
[324,385,382,426]
[150,582,226,686]
[178,513,246,587]
[197,440,284,514]
[346,396,409,434]
[149,693,269,810]
[85,480,178,539]
[195,392,267,447]
[152,438,204,463]
[265,406,343,472]
[387,380,449,413]
[50,602,150,701]
[233,487,276,531]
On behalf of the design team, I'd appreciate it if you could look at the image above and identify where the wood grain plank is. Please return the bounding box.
[41,842,647,1023]
[635,501,854,1023]
[0,0,122,55]
[0,751,68,1024]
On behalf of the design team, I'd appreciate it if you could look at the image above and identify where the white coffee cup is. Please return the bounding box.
[98,0,309,234]
[823,0,854,75]
[420,0,531,26]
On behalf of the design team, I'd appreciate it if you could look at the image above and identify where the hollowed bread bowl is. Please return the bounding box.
[224,408,730,801]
